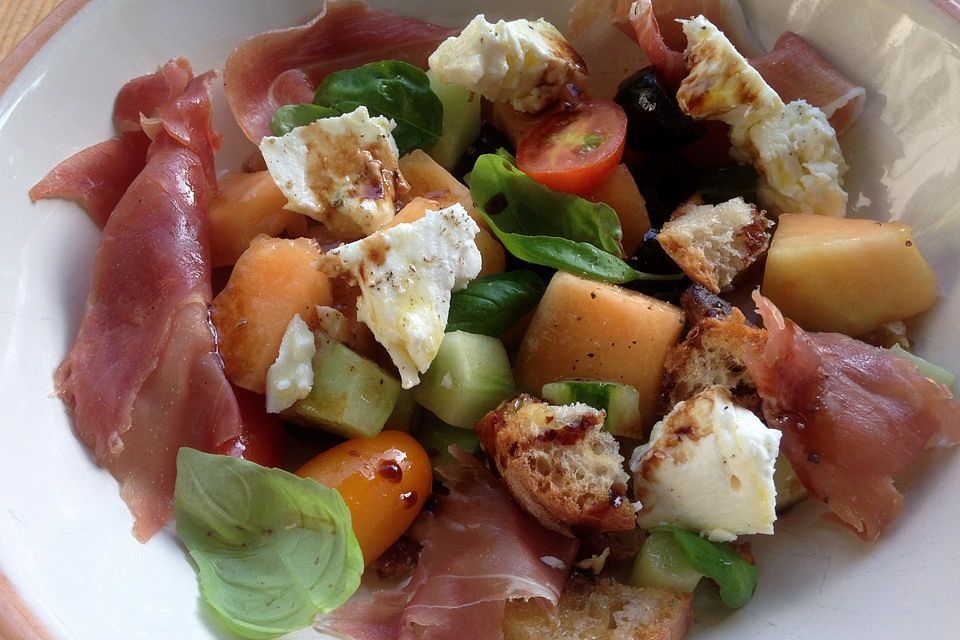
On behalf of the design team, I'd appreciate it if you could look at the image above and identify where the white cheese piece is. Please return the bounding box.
[265,314,317,414]
[259,106,405,236]
[630,386,781,542]
[428,15,587,114]
[677,15,848,217]
[320,204,481,389]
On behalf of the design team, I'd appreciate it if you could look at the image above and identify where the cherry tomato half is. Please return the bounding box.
[297,431,432,564]
[516,100,628,196]
[216,386,286,468]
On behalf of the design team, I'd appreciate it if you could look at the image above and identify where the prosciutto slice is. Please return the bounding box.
[223,0,454,143]
[55,71,243,541]
[319,449,578,640]
[30,58,194,227]
[744,293,960,541]
[616,0,864,134]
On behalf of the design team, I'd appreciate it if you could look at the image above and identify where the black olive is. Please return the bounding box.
[452,123,514,181]
[623,230,689,304]
[690,163,760,205]
[614,66,705,153]
[629,153,696,228]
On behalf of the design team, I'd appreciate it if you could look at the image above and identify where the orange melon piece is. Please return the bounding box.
[515,272,684,434]
[584,164,651,258]
[209,171,303,267]
[211,236,332,393]
[386,170,506,277]
[763,213,939,335]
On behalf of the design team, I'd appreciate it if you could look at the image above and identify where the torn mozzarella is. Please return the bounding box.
[428,15,587,114]
[320,204,481,388]
[265,314,316,413]
[259,106,406,236]
[677,15,848,217]
[630,386,781,542]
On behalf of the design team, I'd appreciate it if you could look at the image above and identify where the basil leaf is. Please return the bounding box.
[270,103,340,136]
[174,449,363,639]
[314,60,443,156]
[447,270,546,335]
[481,212,678,284]
[657,525,758,608]
[470,154,624,256]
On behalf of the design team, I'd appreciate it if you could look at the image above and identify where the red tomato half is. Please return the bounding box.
[517,100,628,195]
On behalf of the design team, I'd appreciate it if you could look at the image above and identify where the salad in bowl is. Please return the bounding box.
[5,0,960,639]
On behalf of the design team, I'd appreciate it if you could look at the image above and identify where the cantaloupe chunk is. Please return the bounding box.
[209,171,303,267]
[515,272,685,434]
[396,152,506,276]
[211,236,332,393]
[762,213,938,335]
[585,164,651,258]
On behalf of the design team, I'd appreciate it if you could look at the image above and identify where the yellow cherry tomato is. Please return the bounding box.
[297,431,432,564]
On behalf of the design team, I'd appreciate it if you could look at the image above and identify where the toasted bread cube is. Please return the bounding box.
[515,272,684,433]
[657,197,771,293]
[503,575,692,640]
[762,213,938,335]
[476,395,635,538]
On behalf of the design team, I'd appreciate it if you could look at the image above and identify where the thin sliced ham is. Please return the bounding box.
[55,71,243,541]
[30,58,195,227]
[744,293,960,541]
[223,0,454,143]
[615,0,864,134]
[319,449,578,640]
[751,32,866,135]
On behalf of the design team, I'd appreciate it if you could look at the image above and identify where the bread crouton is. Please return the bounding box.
[476,395,636,538]
[503,575,692,640]
[660,294,767,414]
[657,196,771,293]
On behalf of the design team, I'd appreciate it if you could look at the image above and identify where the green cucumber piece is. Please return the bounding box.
[414,331,517,429]
[629,529,703,593]
[541,380,642,436]
[888,344,956,388]
[426,69,481,170]
[774,450,808,510]
[417,413,482,480]
[287,343,400,438]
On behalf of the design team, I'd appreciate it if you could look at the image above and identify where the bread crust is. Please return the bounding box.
[476,395,636,538]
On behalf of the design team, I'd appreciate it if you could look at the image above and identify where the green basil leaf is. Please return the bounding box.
[470,154,624,256]
[174,449,363,639]
[447,270,546,335]
[314,60,443,156]
[480,212,678,284]
[657,525,758,608]
[270,103,341,136]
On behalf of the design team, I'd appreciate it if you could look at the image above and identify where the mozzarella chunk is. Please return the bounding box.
[630,386,781,542]
[265,314,316,413]
[428,15,587,114]
[320,204,481,388]
[677,15,848,217]
[259,106,405,236]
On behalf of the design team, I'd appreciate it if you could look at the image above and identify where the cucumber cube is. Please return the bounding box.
[287,343,399,439]
[541,380,642,436]
[426,69,482,171]
[414,331,516,429]
[385,388,423,433]
[630,529,703,593]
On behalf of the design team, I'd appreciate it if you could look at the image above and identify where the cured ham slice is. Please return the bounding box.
[319,448,578,640]
[751,32,866,135]
[55,71,243,541]
[615,1,864,133]
[744,293,960,541]
[223,0,454,143]
[30,58,195,226]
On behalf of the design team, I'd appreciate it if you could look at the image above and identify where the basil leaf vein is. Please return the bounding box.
[174,449,363,639]
[447,270,546,335]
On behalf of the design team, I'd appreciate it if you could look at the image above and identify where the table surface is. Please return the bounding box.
[0,0,62,63]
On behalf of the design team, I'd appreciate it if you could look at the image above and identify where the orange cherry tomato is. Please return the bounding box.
[297,431,432,564]
[216,386,286,468]
[516,100,628,196]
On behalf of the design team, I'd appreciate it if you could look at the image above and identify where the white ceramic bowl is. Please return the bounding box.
[1,1,958,638]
